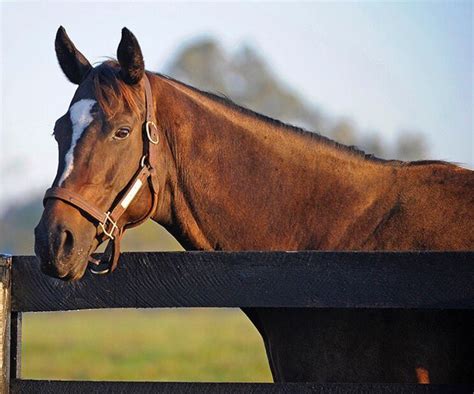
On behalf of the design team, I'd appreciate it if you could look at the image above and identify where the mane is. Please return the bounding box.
[91,61,451,167]
[92,61,142,119]
[154,74,454,167]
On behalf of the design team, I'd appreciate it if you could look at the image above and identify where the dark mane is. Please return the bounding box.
[154,73,454,167]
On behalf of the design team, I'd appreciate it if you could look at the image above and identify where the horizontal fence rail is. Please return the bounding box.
[12,251,474,312]
[11,380,471,393]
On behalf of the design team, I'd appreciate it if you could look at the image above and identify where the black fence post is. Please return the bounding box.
[10,312,21,381]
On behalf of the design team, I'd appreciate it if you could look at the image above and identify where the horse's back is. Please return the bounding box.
[394,163,474,250]
[327,162,473,251]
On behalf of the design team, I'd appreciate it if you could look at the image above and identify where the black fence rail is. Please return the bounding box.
[1,251,473,393]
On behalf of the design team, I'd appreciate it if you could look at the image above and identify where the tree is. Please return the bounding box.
[395,131,429,161]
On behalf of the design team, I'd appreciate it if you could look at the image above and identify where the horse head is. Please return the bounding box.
[35,27,169,280]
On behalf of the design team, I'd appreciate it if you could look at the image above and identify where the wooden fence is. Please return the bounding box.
[0,251,472,393]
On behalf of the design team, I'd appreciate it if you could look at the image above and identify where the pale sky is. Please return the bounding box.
[1,1,472,210]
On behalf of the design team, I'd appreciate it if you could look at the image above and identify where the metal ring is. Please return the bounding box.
[140,155,147,168]
[88,257,111,275]
[145,121,159,144]
[89,266,110,275]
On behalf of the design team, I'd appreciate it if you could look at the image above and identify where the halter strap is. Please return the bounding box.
[43,74,159,275]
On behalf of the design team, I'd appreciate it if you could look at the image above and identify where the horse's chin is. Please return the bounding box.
[43,237,100,281]
[39,256,89,281]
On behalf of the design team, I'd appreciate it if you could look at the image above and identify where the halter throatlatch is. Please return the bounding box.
[43,75,159,275]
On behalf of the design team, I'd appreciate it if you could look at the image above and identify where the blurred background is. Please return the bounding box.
[1,1,472,382]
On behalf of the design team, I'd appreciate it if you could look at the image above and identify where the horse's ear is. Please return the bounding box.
[55,26,92,85]
[117,27,144,85]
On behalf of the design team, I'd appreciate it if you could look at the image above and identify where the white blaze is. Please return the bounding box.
[59,99,96,185]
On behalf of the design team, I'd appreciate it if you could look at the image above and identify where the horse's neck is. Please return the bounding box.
[154,76,393,251]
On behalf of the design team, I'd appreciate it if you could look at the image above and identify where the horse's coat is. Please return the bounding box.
[35,27,474,384]
[59,98,96,185]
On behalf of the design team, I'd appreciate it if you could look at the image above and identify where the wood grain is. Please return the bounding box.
[10,379,472,393]
[11,251,474,312]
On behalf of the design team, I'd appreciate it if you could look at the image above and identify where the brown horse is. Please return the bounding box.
[35,27,473,383]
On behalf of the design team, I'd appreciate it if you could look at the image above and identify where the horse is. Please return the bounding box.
[35,27,473,383]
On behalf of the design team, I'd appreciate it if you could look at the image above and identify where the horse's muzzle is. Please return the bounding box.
[34,202,97,281]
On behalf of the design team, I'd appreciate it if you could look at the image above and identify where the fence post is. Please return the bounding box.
[10,312,21,382]
[0,255,12,393]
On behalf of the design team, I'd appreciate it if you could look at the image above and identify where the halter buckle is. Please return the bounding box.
[99,211,118,240]
[140,155,147,168]
[145,121,159,144]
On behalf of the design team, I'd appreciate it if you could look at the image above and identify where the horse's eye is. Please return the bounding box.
[113,127,130,140]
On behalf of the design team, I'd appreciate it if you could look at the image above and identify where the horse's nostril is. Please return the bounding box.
[61,229,75,257]
[54,226,75,259]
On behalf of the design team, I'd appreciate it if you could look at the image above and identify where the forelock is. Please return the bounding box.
[92,61,143,119]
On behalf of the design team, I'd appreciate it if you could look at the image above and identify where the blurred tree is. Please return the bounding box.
[0,197,42,254]
[394,131,429,161]
[359,132,386,158]
[330,119,357,146]
[165,39,324,133]
[170,38,228,94]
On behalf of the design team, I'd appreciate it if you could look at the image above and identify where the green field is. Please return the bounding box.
[22,309,272,382]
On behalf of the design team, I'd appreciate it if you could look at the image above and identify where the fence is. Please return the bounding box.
[0,251,472,393]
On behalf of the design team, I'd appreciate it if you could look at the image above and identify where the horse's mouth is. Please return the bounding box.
[40,261,68,279]
[39,241,100,281]
[40,260,86,281]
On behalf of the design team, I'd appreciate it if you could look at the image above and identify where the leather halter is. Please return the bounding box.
[43,75,159,275]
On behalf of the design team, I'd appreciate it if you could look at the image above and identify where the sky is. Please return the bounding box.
[1,1,472,210]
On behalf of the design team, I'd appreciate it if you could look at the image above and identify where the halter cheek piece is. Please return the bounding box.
[43,75,159,275]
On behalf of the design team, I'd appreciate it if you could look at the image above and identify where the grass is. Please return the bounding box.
[22,308,272,382]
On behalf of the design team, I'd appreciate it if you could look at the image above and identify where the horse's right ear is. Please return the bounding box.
[117,28,144,85]
[55,26,92,85]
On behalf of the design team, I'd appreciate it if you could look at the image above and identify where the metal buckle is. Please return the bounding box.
[145,121,159,144]
[99,212,118,240]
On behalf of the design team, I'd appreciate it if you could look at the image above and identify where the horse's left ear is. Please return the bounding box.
[117,28,144,85]
[55,26,92,85]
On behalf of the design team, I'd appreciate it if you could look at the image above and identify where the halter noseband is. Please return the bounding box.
[43,75,159,275]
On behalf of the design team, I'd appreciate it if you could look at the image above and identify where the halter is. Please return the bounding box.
[43,75,159,275]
